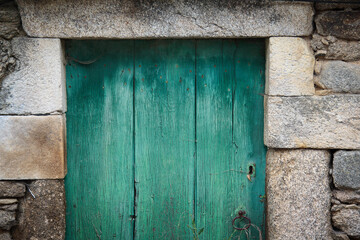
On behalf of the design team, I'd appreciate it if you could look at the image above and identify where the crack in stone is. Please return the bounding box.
[210,22,235,36]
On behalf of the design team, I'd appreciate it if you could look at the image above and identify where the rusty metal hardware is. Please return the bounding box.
[232,210,251,231]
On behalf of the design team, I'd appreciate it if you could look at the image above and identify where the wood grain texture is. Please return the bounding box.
[233,39,266,238]
[65,39,265,240]
[134,40,196,239]
[196,39,266,239]
[196,40,235,239]
[65,40,135,240]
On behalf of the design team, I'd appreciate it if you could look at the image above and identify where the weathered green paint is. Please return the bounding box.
[65,39,265,240]
[134,40,196,239]
[195,40,235,239]
[65,40,135,239]
[233,40,266,238]
[196,39,266,239]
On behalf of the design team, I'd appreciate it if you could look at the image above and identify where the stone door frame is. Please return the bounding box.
[2,35,332,239]
[4,1,360,238]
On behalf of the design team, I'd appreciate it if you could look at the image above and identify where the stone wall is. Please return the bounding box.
[332,151,360,240]
[314,4,360,240]
[0,182,24,240]
[266,2,360,239]
[0,1,66,239]
[0,180,65,240]
[0,0,359,239]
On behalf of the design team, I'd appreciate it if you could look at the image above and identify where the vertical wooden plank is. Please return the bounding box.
[196,39,235,239]
[134,40,196,239]
[196,39,266,239]
[233,39,266,238]
[65,40,135,240]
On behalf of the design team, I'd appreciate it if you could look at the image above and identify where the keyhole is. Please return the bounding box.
[248,165,253,175]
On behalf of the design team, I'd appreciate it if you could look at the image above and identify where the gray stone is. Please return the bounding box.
[317,61,360,93]
[0,37,66,115]
[333,151,360,190]
[0,1,20,39]
[333,190,360,204]
[12,180,65,240]
[0,115,66,180]
[316,1,360,11]
[327,40,360,61]
[332,198,341,205]
[311,34,360,61]
[332,204,360,238]
[311,34,328,51]
[266,37,315,96]
[315,50,327,58]
[0,199,17,205]
[16,0,313,38]
[264,95,360,149]
[332,230,350,240]
[0,38,15,84]
[0,204,17,212]
[314,60,322,75]
[316,11,360,40]
[0,210,16,230]
[266,149,332,240]
[0,231,12,240]
[0,182,25,197]
[332,203,345,212]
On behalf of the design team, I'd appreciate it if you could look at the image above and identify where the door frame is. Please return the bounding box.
[1,33,330,240]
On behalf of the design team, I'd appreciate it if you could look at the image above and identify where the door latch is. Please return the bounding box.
[232,210,251,231]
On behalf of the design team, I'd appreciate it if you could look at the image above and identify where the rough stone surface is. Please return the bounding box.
[332,230,350,240]
[264,95,360,149]
[333,151,360,190]
[316,2,360,11]
[316,11,360,40]
[0,199,17,205]
[0,1,20,39]
[332,204,360,238]
[0,204,17,212]
[0,182,25,197]
[0,231,12,240]
[12,180,65,240]
[333,190,360,204]
[16,0,313,38]
[266,149,331,240]
[0,37,66,115]
[0,38,16,86]
[0,211,16,230]
[0,115,66,179]
[311,34,360,61]
[327,40,360,61]
[266,37,315,96]
[317,61,360,93]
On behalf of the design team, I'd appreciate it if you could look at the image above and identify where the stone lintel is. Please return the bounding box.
[16,0,313,38]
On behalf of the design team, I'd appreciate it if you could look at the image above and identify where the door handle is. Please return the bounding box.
[232,210,251,231]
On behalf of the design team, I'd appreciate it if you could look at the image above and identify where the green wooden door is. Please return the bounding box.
[65,40,266,240]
